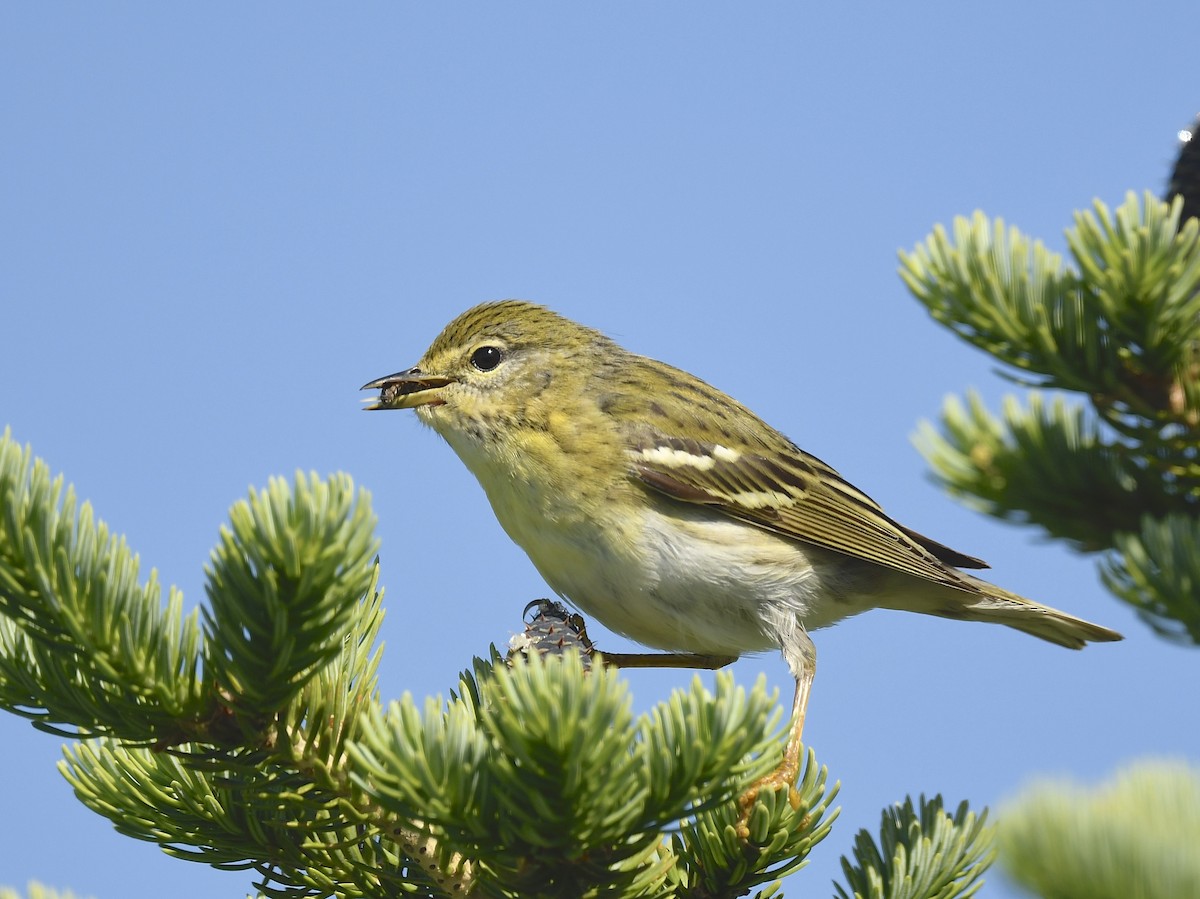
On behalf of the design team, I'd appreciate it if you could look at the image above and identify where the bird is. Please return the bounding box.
[361,300,1122,821]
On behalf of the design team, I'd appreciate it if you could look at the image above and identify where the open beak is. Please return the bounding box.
[360,367,456,410]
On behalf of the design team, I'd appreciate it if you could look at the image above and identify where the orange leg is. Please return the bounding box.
[737,627,816,839]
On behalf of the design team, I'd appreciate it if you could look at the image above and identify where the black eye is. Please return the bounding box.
[470,345,503,371]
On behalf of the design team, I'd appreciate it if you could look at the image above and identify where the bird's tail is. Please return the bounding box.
[919,575,1123,649]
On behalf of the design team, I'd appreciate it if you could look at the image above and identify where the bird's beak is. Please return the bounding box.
[360,367,456,410]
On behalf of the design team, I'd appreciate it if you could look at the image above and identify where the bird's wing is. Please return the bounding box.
[627,432,987,590]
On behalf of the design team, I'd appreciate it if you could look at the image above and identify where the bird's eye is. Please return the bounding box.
[470,345,503,371]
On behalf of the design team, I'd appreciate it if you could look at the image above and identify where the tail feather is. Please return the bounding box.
[925,575,1123,649]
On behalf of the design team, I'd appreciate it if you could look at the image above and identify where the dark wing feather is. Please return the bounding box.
[628,433,985,591]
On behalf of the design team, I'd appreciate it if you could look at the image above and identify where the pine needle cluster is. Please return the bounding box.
[900,182,1200,643]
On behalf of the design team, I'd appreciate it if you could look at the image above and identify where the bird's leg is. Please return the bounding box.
[737,626,816,838]
[596,651,738,670]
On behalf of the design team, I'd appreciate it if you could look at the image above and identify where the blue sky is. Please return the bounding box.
[1,5,1196,897]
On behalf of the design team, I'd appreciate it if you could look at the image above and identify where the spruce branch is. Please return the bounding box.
[0,429,206,738]
[900,192,1200,432]
[1100,512,1200,644]
[349,653,836,898]
[899,212,1106,395]
[201,470,380,723]
[914,392,1172,551]
[669,746,837,897]
[900,188,1200,643]
[832,796,994,899]
[998,760,1200,899]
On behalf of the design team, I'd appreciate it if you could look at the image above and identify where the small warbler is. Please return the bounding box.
[362,301,1121,805]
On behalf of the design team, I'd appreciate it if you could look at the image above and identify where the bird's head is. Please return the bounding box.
[362,300,613,439]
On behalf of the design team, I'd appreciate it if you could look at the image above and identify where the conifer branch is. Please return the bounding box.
[999,760,1200,899]
[833,796,994,899]
[899,187,1200,644]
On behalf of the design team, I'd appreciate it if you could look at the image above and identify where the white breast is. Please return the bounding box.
[437,418,874,658]
[495,488,870,658]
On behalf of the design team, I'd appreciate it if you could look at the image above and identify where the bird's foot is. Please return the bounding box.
[736,757,802,840]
